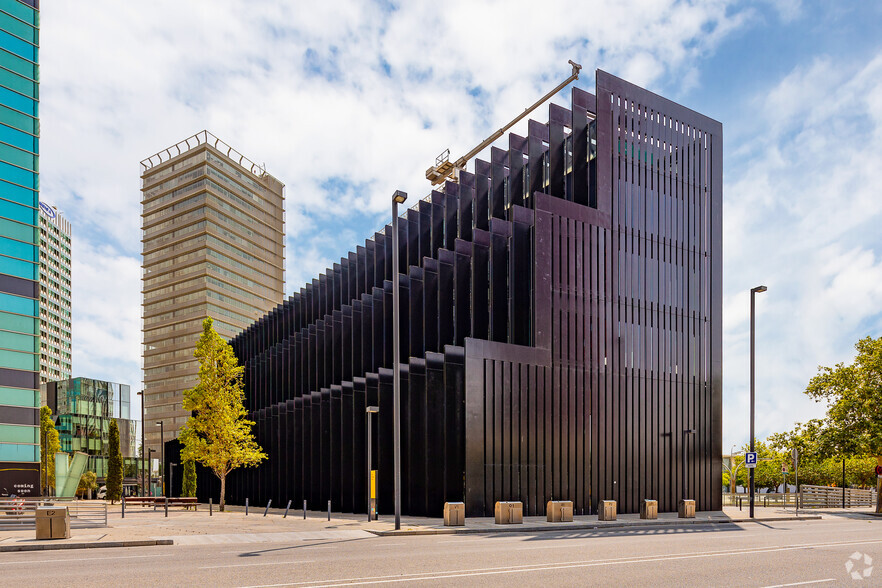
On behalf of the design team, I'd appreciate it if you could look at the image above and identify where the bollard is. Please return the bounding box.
[303,499,307,519]
[165,495,168,518]
[209,498,213,516]
[122,495,125,519]
[284,499,291,518]
[264,499,272,517]
[245,497,249,515]
[327,499,331,521]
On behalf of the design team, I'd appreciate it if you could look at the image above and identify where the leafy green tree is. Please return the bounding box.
[180,318,266,511]
[182,459,197,498]
[802,336,882,512]
[106,419,123,503]
[39,406,60,495]
[77,470,97,499]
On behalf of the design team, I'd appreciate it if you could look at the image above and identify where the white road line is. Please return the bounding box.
[201,560,315,570]
[762,580,836,588]
[238,537,882,587]
[0,554,173,566]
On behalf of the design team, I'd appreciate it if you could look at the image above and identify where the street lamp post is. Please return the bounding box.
[392,189,407,531]
[156,421,165,497]
[366,406,379,522]
[137,391,145,497]
[749,285,767,519]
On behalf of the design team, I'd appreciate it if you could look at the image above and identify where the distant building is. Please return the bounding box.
[140,131,285,456]
[38,202,71,383]
[42,377,138,482]
[0,0,40,497]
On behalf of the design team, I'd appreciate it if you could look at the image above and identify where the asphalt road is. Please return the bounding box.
[1,514,879,587]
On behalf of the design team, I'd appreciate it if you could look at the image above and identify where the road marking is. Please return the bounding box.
[201,560,314,570]
[0,554,172,566]
[238,537,882,587]
[762,580,835,588]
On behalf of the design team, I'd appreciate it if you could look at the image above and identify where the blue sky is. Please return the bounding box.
[36,1,882,451]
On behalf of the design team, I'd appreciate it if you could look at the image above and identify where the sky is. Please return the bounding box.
[37,1,882,452]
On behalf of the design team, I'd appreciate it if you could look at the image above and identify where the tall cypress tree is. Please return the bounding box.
[106,419,123,503]
[182,459,196,498]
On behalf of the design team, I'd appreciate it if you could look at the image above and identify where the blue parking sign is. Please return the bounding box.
[745,451,758,468]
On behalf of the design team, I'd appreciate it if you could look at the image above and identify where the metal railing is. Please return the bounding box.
[0,497,107,530]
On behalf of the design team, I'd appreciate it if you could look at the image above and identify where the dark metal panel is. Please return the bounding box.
[425,352,445,516]
[475,159,490,231]
[330,385,342,511]
[340,381,354,512]
[438,249,455,348]
[490,147,507,220]
[352,377,367,514]
[423,259,439,353]
[469,232,489,342]
[444,345,466,504]
[458,173,474,242]
[377,368,394,514]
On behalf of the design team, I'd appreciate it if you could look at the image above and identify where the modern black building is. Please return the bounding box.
[197,70,722,517]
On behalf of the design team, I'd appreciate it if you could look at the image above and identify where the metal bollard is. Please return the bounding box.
[209,498,213,516]
[264,499,272,517]
[122,495,125,519]
[303,499,307,519]
[245,497,249,516]
[327,500,331,521]
[165,495,168,518]
[284,499,291,518]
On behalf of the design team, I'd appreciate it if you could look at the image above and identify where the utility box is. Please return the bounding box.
[679,499,696,518]
[598,500,617,521]
[36,506,70,540]
[547,500,574,522]
[494,501,523,524]
[640,499,658,520]
[443,502,465,526]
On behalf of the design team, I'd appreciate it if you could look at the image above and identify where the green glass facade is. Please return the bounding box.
[43,378,138,480]
[0,0,39,496]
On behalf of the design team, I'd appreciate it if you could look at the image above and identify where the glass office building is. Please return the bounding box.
[42,378,138,480]
[0,0,39,497]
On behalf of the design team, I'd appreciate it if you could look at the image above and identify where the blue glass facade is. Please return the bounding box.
[0,0,39,497]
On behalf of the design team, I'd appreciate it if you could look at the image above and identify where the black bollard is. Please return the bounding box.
[164,495,168,518]
[245,497,249,516]
[122,495,125,519]
[327,500,331,521]
[303,499,307,519]
[209,497,213,516]
[284,499,291,518]
[264,499,272,517]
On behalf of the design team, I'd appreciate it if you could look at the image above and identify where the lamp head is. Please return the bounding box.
[752,285,768,293]
[366,406,379,414]
[392,190,407,204]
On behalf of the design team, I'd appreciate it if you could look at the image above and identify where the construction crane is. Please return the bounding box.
[425,59,582,186]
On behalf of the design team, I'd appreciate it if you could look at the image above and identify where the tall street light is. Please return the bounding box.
[137,391,145,497]
[749,285,767,519]
[156,421,165,497]
[392,189,407,531]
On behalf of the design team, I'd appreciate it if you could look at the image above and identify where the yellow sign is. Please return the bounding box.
[370,470,377,499]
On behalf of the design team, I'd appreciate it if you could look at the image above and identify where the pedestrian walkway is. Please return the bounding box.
[0,502,873,551]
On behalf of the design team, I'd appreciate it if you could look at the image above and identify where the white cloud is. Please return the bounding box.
[722,53,882,448]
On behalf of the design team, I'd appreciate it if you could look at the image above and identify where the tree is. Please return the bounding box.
[182,459,196,498]
[803,336,882,512]
[39,406,60,495]
[77,470,97,499]
[106,419,123,503]
[180,317,266,511]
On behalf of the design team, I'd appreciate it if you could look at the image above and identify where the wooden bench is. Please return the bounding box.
[123,497,156,507]
[153,497,198,511]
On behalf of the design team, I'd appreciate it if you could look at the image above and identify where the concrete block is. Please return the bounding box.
[547,500,574,522]
[679,499,696,518]
[640,499,658,519]
[494,501,523,524]
[443,502,465,526]
[598,500,616,521]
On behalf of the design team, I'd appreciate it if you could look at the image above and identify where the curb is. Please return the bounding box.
[366,515,823,536]
[0,539,174,552]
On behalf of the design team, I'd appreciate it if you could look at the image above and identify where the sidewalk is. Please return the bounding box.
[0,502,872,551]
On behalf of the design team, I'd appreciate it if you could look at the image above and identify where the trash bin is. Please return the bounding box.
[547,500,574,522]
[678,499,695,518]
[443,502,465,526]
[494,501,523,524]
[598,500,617,521]
[36,506,70,540]
[640,499,658,520]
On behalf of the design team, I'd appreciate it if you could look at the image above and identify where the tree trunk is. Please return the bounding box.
[219,473,226,512]
[876,456,881,514]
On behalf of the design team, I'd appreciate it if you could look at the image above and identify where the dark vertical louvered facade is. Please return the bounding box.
[195,70,723,517]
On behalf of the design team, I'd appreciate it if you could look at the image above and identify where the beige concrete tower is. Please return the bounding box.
[38,202,73,383]
[140,131,284,455]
